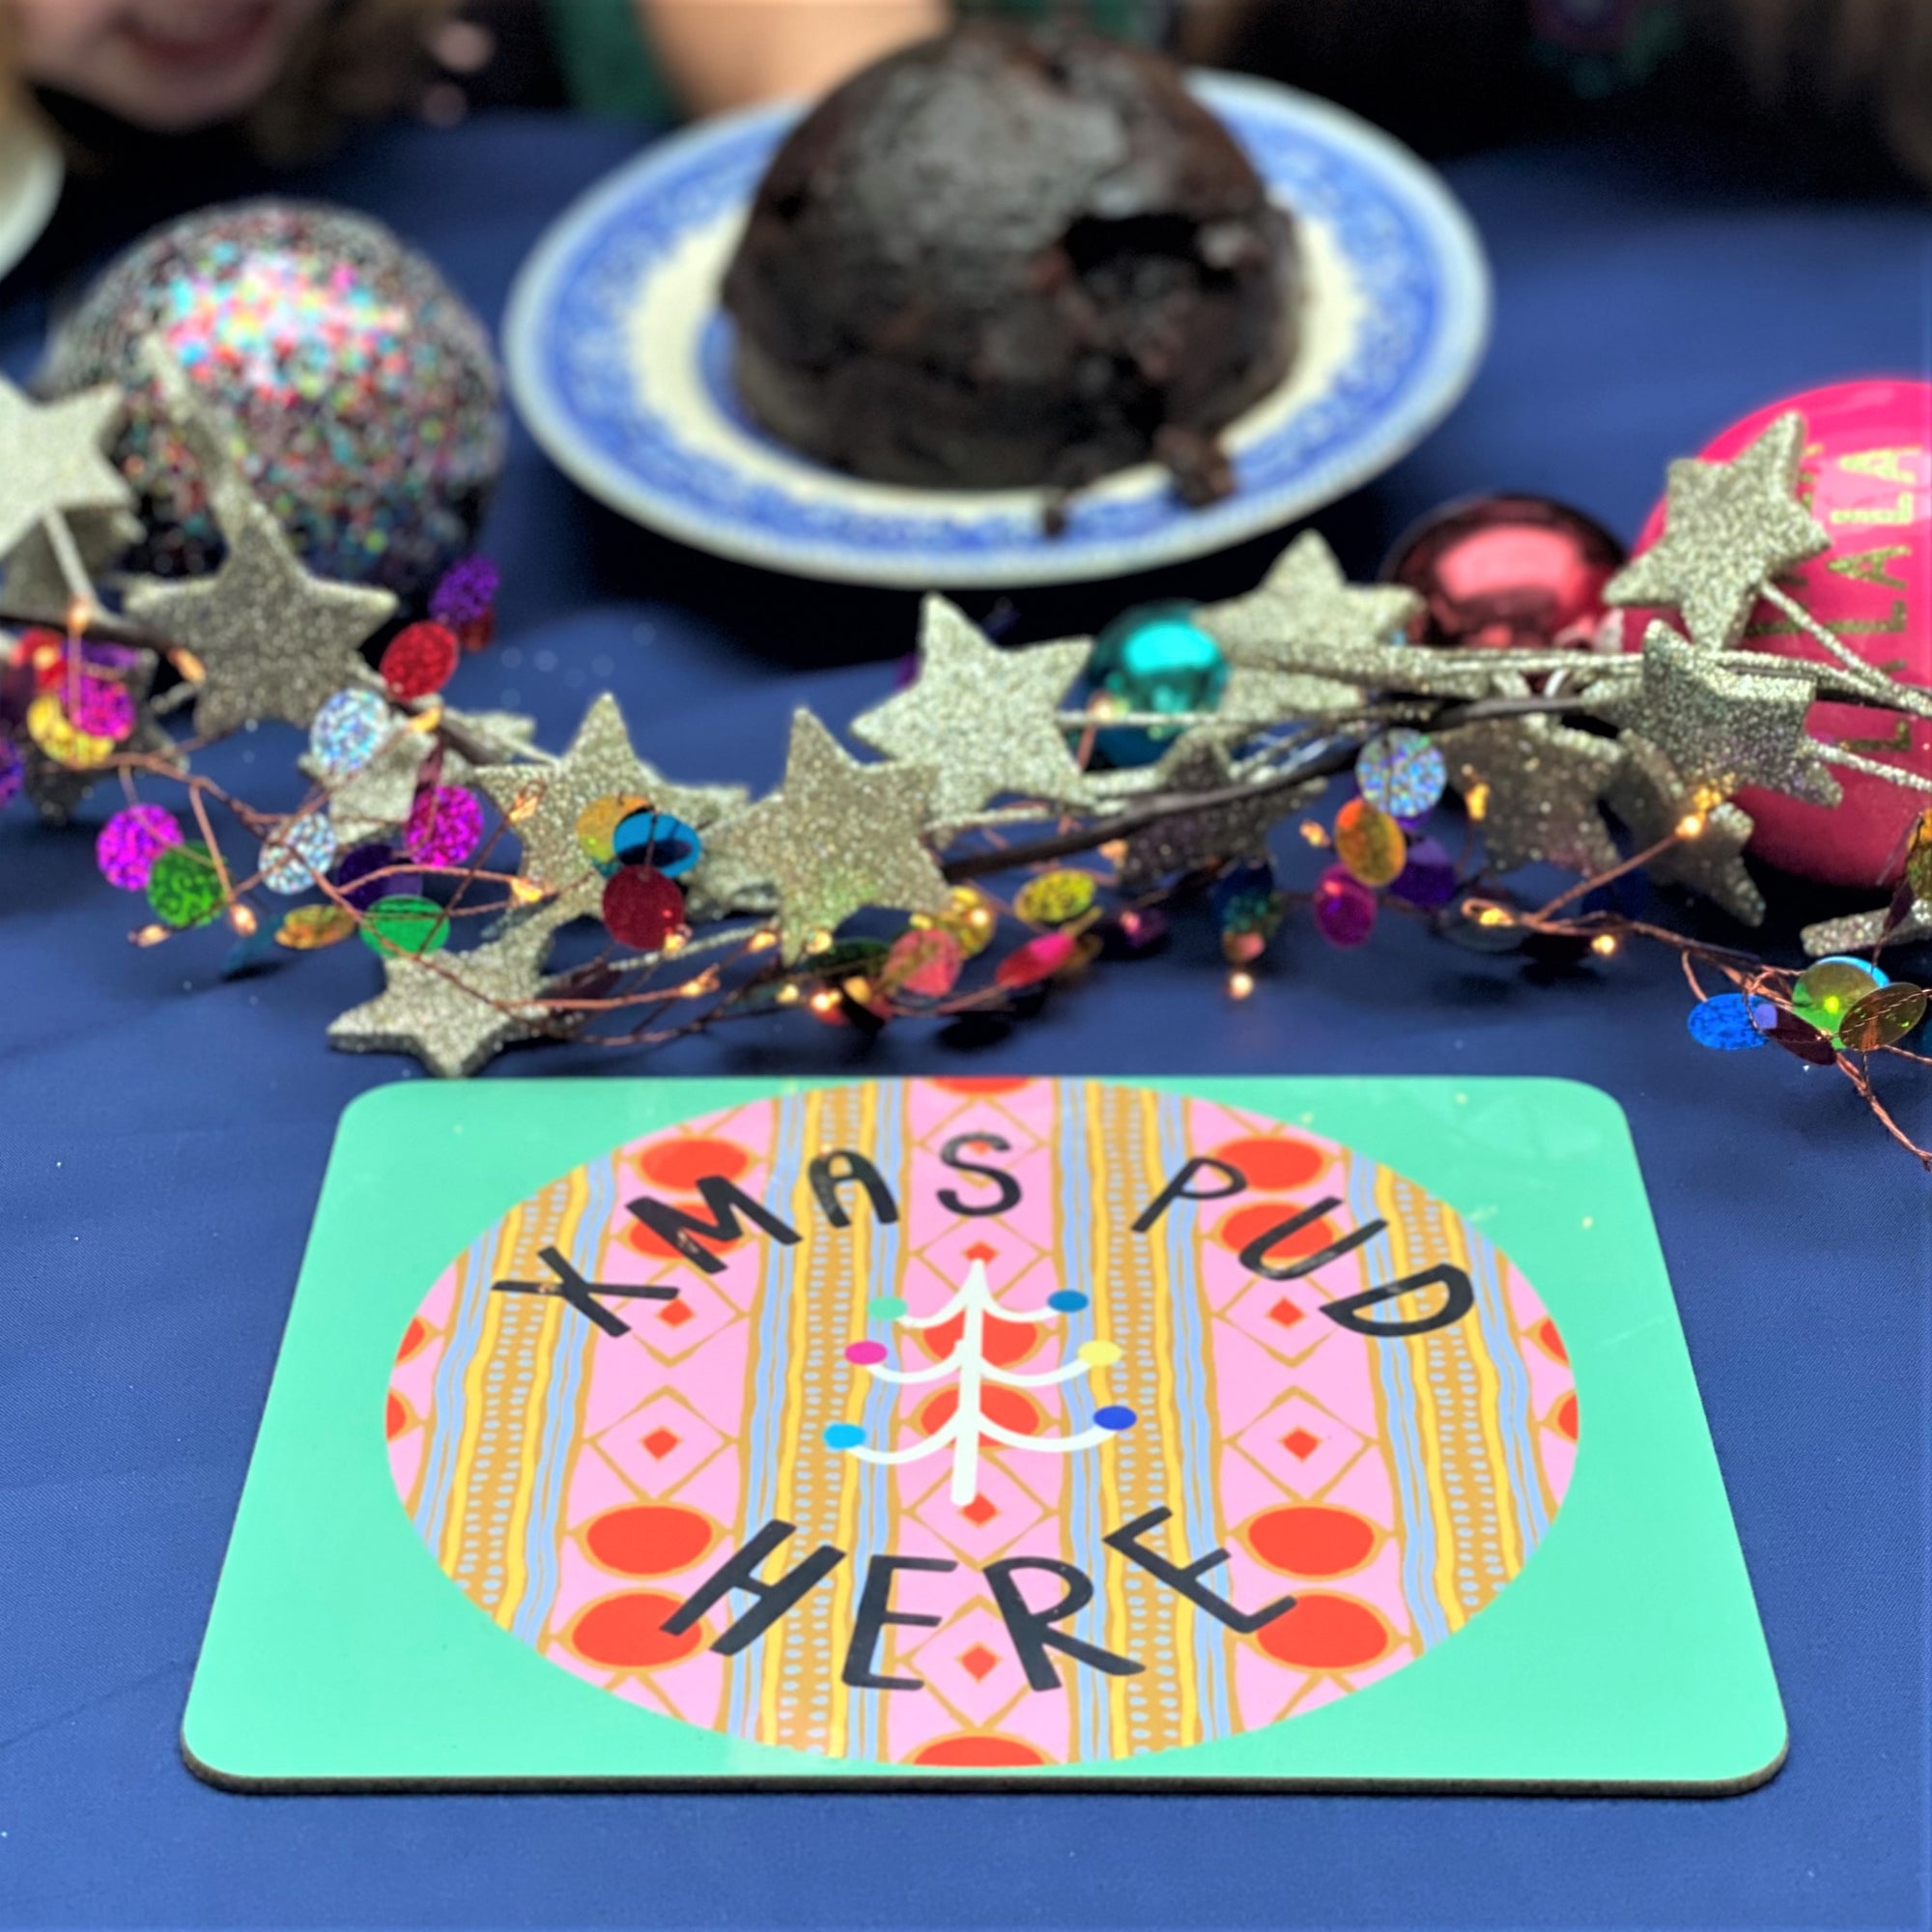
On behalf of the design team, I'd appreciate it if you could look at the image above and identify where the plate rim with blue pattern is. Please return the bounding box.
[505,72,1491,588]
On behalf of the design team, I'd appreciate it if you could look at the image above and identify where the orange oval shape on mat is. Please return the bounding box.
[569,1591,706,1671]
[1256,1592,1395,1671]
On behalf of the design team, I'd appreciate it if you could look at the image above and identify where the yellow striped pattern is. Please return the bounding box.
[1374,1166,1521,1632]
[440,1166,590,1626]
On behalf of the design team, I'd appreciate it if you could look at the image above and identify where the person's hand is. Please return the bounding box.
[637,0,946,116]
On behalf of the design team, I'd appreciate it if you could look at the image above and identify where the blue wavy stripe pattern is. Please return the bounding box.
[848,1080,902,1764]
[509,1155,612,1646]
[414,1226,498,1554]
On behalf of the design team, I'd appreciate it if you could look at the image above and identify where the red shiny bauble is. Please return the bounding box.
[1622,382,1932,889]
[1383,494,1626,651]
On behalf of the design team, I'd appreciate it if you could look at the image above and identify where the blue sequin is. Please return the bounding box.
[1687,994,1769,1052]
[613,809,701,877]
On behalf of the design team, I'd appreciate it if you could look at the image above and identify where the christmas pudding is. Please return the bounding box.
[722,21,1300,505]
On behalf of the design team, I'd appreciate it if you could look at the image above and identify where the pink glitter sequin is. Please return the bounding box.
[403,784,483,868]
[97,804,185,891]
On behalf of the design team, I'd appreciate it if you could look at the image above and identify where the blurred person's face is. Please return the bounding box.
[13,0,330,129]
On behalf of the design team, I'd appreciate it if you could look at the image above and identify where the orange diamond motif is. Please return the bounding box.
[1266,1297,1304,1329]
[1282,1426,1321,1460]
[657,1299,695,1328]
[959,1495,999,1526]
[958,1643,1000,1683]
[640,1426,681,1461]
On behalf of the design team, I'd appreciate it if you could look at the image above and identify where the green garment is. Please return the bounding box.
[543,0,1165,122]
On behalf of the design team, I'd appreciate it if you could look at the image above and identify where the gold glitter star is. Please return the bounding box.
[122,497,397,739]
[1592,621,1840,809]
[0,376,134,564]
[1436,714,1624,875]
[1605,412,1829,650]
[702,708,950,959]
[1117,738,1309,893]
[850,595,1090,823]
[1218,664,1362,729]
[121,348,397,738]
[327,912,570,1079]
[1801,900,1932,957]
[323,727,433,845]
[1605,736,1765,925]
[472,693,748,924]
[1199,531,1421,668]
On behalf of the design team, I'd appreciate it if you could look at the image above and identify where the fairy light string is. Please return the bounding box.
[5,372,1932,1158]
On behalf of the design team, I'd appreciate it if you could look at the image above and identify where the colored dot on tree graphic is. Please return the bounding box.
[825,1243,1137,1505]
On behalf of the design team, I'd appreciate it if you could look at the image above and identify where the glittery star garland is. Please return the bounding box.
[1605,736,1766,925]
[123,348,397,739]
[851,595,1091,823]
[1117,739,1316,893]
[1605,412,1830,651]
[0,375,135,568]
[1591,621,1840,809]
[1435,714,1625,877]
[472,693,749,926]
[327,909,574,1079]
[703,709,950,960]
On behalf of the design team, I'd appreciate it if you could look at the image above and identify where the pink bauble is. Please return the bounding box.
[1624,382,1932,888]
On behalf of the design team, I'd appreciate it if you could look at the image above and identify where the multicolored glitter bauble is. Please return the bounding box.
[1622,384,1932,887]
[41,200,504,601]
[1384,494,1625,652]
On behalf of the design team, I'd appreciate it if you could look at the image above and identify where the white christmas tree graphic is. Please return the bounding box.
[826,1244,1136,1505]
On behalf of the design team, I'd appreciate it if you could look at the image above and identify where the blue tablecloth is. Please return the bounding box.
[2,113,1927,1932]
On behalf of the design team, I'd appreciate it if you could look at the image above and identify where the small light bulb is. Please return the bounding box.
[662,929,688,955]
[227,903,258,937]
[132,923,170,948]
[171,647,207,684]
[844,977,873,1005]
[407,703,443,735]
[1228,969,1255,1000]
[749,928,779,952]
[809,988,840,1014]
[776,982,802,1007]
[509,876,545,906]
[1465,781,1492,823]
[1676,813,1707,840]
[507,784,543,825]
[806,927,834,955]
[969,908,991,928]
[1591,933,1618,957]
[1472,904,1514,929]
[1298,821,1330,848]
[65,596,95,638]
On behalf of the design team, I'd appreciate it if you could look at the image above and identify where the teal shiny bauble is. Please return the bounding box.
[1086,603,1228,768]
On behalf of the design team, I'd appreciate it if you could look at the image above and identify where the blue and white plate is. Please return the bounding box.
[505,74,1490,588]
